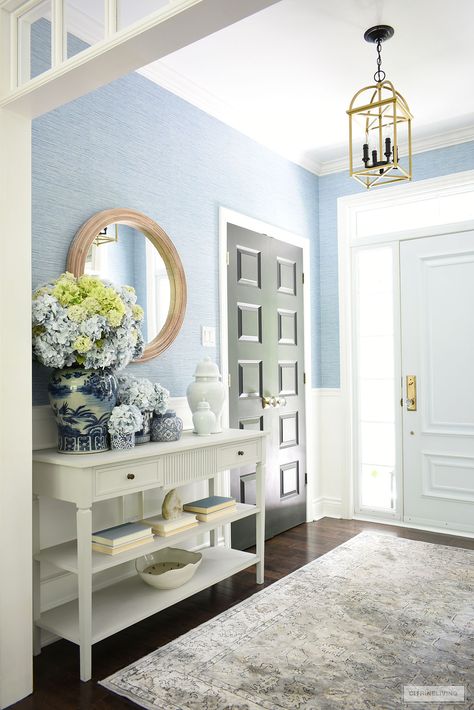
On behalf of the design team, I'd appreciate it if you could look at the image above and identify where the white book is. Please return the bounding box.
[141,512,198,534]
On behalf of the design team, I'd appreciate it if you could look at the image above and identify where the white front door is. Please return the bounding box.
[401,231,474,532]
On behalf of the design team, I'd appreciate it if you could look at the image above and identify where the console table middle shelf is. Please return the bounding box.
[32,429,267,682]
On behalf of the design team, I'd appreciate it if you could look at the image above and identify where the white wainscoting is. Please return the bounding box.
[312,388,345,520]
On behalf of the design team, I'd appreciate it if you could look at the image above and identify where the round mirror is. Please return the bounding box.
[67,208,186,362]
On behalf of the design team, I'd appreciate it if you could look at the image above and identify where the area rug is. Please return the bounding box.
[101,532,474,709]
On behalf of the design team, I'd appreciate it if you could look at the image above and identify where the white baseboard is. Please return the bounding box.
[312,496,343,520]
[313,497,324,520]
[353,514,474,539]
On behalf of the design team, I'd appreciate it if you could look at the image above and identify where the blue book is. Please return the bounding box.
[92,522,152,547]
[183,496,235,514]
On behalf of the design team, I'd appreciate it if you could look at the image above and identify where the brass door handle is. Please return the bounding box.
[262,395,287,409]
[406,376,417,411]
[262,396,274,409]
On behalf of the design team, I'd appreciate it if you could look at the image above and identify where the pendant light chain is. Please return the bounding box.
[374,39,386,83]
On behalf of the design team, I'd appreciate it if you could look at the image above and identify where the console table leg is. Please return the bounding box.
[32,495,42,655]
[77,506,92,682]
[256,461,265,584]
[208,476,217,547]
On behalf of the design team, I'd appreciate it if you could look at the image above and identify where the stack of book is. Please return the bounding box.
[91,522,154,555]
[142,512,198,537]
[183,495,236,522]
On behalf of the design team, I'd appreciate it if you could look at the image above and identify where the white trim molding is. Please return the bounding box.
[337,169,474,529]
[218,208,315,523]
[0,0,281,117]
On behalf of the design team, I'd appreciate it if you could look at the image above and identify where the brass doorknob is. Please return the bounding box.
[262,395,288,409]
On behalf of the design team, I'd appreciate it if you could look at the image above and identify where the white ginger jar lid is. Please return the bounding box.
[193,357,221,380]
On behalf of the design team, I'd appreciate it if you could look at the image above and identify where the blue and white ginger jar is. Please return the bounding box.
[48,368,117,454]
[151,410,183,442]
[110,432,135,450]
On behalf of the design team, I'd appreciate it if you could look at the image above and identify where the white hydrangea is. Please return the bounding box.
[117,375,170,414]
[108,404,143,435]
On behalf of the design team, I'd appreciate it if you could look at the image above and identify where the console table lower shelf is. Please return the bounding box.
[33,429,267,681]
[36,546,258,645]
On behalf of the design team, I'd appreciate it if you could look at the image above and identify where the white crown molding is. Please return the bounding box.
[40,5,474,179]
[138,62,474,177]
[137,61,323,175]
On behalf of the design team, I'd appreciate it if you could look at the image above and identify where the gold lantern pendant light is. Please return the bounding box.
[348,25,413,189]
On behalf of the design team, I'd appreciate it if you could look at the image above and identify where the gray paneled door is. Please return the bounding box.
[227,223,306,550]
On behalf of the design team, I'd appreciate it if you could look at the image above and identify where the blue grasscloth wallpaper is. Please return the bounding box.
[31,24,474,400]
[318,141,474,387]
[32,58,319,404]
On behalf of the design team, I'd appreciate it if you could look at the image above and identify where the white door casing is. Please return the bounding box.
[401,231,474,532]
[338,170,474,533]
[219,208,314,524]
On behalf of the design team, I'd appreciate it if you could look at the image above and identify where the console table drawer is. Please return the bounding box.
[218,440,260,469]
[95,461,161,496]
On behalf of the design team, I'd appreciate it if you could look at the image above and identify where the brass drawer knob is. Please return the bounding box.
[237,450,244,456]
[127,473,135,480]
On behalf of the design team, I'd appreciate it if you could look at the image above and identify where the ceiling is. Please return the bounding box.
[70,0,474,174]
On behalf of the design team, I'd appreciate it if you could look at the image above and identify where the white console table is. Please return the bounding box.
[32,429,266,681]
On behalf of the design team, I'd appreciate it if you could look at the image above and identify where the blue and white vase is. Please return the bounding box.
[110,432,135,450]
[135,410,153,444]
[151,410,183,442]
[48,368,117,454]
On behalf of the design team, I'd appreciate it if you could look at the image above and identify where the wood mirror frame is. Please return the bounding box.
[67,208,187,363]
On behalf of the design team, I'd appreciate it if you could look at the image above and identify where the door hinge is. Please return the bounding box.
[226,251,230,266]
[303,372,307,385]
[302,271,305,284]
[304,473,308,485]
[228,373,231,388]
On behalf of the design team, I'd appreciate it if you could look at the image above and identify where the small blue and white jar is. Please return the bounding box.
[135,410,153,444]
[110,432,135,450]
[151,410,183,442]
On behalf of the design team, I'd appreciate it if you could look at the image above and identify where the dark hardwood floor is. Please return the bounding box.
[12,518,474,709]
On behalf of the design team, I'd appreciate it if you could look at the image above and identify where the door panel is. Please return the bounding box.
[401,231,474,532]
[227,224,306,549]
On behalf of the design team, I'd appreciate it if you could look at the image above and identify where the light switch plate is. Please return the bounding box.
[201,326,216,347]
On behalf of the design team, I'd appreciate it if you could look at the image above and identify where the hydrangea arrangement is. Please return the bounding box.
[153,382,170,415]
[117,374,170,413]
[32,272,145,370]
[107,404,143,436]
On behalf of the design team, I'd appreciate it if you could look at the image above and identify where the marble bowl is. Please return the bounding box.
[135,548,202,590]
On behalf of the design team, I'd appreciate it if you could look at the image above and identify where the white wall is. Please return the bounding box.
[313,389,345,520]
[0,108,33,708]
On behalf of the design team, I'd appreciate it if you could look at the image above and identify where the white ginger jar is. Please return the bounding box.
[192,400,216,437]
[186,358,225,434]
